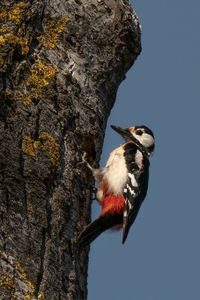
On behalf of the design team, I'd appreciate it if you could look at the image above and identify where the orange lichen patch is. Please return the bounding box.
[6,90,32,106]
[0,3,30,70]
[27,204,35,214]
[0,2,29,24]
[0,3,30,54]
[10,2,28,24]
[0,31,29,66]
[0,2,30,61]
[35,132,61,167]
[22,136,36,157]
[5,60,57,105]
[0,9,7,21]
[19,37,29,55]
[0,32,29,56]
[0,250,42,299]
[0,32,20,45]
[0,272,17,298]
[38,16,68,49]
[15,261,35,293]
[14,93,31,106]
[22,133,61,167]
[0,272,15,289]
[26,60,57,98]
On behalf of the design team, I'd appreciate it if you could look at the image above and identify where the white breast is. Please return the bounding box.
[104,146,128,195]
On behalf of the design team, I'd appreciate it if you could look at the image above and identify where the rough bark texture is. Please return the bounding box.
[0,0,141,299]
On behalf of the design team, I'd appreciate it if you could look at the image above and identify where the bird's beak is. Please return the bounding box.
[111,125,133,141]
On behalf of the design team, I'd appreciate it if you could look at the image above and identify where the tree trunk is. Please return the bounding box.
[0,0,141,299]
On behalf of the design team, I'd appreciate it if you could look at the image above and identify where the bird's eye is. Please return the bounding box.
[135,130,143,136]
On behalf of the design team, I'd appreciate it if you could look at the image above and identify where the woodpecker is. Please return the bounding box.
[77,125,155,249]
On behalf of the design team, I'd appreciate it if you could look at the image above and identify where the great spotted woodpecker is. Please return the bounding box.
[77,125,155,249]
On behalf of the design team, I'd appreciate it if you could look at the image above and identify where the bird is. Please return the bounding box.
[77,124,155,249]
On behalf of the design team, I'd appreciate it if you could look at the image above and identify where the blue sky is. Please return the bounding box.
[88,1,200,299]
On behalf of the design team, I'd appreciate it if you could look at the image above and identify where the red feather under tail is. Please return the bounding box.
[100,195,125,217]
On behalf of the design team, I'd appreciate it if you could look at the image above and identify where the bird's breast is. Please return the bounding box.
[105,148,128,195]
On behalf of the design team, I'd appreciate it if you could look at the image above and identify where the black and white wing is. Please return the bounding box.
[122,173,141,243]
[122,144,150,243]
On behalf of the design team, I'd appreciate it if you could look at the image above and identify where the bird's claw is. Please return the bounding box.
[80,152,93,171]
[82,152,87,163]
[77,152,88,166]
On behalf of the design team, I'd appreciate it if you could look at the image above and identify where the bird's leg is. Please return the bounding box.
[81,152,94,172]
[80,152,97,200]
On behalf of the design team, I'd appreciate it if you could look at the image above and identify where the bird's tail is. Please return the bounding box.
[77,214,123,250]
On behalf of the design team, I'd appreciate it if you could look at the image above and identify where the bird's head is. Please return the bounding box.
[111,125,155,157]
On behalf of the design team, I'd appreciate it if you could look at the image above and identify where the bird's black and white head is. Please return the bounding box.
[111,125,155,157]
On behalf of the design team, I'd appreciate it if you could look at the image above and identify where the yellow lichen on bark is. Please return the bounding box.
[0,2,66,107]
[0,32,29,55]
[0,2,29,24]
[6,60,57,105]
[22,133,61,167]
[26,61,57,98]
[22,136,36,157]
[12,91,32,106]
[36,132,61,167]
[0,250,45,299]
[0,33,20,45]
[15,259,44,299]
[0,272,17,298]
[18,27,29,55]
[0,2,30,68]
[27,204,35,214]
[15,261,35,293]
[0,251,16,298]
[38,16,68,49]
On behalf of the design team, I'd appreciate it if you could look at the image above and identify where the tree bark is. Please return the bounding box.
[0,0,141,299]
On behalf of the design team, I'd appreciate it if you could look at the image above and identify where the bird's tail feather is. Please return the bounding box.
[77,214,123,250]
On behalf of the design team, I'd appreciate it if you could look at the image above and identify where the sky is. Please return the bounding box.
[88,0,200,299]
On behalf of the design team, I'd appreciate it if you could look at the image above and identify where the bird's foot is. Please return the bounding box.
[80,152,93,171]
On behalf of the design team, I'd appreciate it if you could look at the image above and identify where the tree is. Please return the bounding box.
[0,1,141,299]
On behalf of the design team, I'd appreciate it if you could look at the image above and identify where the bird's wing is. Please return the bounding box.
[122,171,147,244]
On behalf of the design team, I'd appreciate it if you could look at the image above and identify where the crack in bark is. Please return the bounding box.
[35,177,53,296]
[34,109,41,140]
[35,227,46,297]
